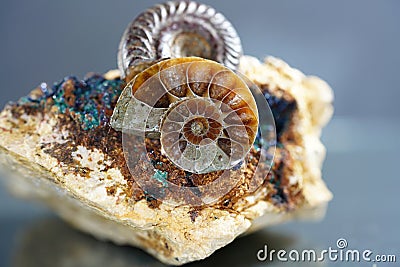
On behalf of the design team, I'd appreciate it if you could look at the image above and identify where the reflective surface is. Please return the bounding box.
[8,218,295,267]
[1,117,399,266]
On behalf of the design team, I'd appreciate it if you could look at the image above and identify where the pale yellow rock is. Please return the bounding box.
[0,55,333,265]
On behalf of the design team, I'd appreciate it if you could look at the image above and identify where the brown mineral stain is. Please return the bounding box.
[146,195,162,209]
[62,79,77,107]
[43,142,75,165]
[188,209,199,223]
[106,185,117,196]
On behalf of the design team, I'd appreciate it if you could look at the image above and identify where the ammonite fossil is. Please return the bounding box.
[112,57,258,174]
[112,1,255,174]
[117,0,242,79]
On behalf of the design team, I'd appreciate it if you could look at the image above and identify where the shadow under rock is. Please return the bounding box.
[12,218,165,267]
[12,218,305,267]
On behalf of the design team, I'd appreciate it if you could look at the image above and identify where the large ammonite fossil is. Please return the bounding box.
[111,1,259,174]
[114,57,258,174]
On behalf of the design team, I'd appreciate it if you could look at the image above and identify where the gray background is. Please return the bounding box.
[0,0,399,266]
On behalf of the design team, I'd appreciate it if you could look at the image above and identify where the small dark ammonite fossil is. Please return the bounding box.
[117,0,243,79]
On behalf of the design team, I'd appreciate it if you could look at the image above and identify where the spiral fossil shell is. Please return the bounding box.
[111,57,258,174]
[117,1,243,79]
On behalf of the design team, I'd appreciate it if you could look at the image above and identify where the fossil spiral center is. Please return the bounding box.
[183,116,222,145]
[188,117,208,136]
[160,97,233,173]
[171,32,212,59]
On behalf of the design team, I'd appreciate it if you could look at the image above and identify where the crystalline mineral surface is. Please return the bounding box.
[0,56,333,265]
